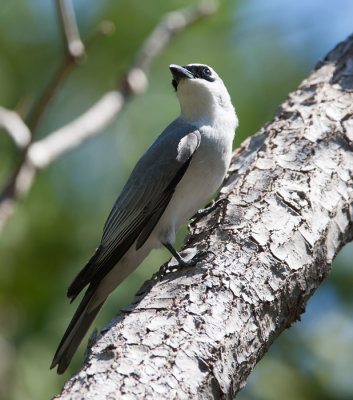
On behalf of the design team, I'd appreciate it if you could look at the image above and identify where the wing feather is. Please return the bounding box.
[67,122,201,300]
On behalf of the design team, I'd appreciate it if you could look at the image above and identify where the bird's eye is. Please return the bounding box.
[203,67,211,76]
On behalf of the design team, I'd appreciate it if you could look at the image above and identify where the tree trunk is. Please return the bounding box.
[54,34,353,399]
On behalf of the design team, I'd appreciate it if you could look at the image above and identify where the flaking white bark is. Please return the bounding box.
[54,34,353,399]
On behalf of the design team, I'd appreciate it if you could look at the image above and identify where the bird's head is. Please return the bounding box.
[169,63,234,124]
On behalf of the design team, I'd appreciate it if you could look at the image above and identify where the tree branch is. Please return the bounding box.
[133,0,217,72]
[0,0,217,235]
[55,0,85,60]
[0,106,31,148]
[27,91,123,169]
[54,34,353,399]
[27,0,111,134]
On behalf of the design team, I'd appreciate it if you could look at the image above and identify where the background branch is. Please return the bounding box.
[27,0,105,134]
[0,0,217,235]
[132,0,217,75]
[56,0,85,60]
[0,106,31,148]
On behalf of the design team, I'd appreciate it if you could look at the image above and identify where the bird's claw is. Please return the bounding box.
[177,249,215,267]
[190,198,228,227]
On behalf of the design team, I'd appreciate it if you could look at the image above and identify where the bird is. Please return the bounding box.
[51,63,238,374]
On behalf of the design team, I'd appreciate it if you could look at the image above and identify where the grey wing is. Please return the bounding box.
[67,128,201,301]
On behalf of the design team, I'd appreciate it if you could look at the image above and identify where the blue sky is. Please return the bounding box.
[236,0,353,63]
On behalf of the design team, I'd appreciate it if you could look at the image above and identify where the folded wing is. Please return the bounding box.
[67,124,201,301]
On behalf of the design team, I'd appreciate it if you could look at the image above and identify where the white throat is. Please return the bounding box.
[177,78,235,126]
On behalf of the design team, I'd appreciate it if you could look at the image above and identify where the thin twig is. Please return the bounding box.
[134,0,217,71]
[120,0,218,96]
[27,58,73,134]
[56,0,85,59]
[0,0,218,235]
[27,0,86,134]
[0,106,31,148]
[28,91,124,169]
[27,2,115,135]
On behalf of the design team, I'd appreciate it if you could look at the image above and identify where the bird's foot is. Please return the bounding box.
[177,249,216,267]
[189,198,228,227]
[164,242,215,267]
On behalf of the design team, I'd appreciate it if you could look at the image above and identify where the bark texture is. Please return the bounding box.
[54,35,353,399]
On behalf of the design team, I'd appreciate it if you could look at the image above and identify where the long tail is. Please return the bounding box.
[50,287,105,374]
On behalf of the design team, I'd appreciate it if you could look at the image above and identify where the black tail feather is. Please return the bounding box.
[51,287,105,374]
[67,246,102,302]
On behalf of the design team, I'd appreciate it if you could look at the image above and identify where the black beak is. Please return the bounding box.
[169,64,193,90]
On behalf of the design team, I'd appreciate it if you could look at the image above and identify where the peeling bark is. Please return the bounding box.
[54,35,353,399]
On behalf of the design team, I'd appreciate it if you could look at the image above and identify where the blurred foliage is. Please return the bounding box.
[0,0,352,399]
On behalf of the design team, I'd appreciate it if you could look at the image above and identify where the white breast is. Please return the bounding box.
[154,122,234,245]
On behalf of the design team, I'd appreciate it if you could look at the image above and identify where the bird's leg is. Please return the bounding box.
[189,197,228,227]
[163,242,214,267]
